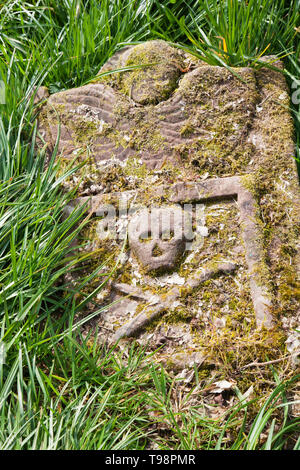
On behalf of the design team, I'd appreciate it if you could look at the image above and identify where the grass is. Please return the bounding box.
[154,0,299,66]
[0,0,299,450]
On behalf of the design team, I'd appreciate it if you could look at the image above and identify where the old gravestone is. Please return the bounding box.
[37,40,300,369]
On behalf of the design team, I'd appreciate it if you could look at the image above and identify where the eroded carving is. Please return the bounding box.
[37,40,257,171]
[112,261,237,341]
[39,40,300,368]
[100,41,186,105]
[128,206,193,272]
[67,175,274,332]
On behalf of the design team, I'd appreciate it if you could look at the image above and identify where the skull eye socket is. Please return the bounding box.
[161,229,174,241]
[139,230,153,242]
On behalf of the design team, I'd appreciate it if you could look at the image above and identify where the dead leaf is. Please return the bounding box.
[211,379,235,394]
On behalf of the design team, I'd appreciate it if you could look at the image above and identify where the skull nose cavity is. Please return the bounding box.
[152,243,164,258]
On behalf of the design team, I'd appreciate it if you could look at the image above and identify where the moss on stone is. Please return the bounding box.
[104,41,185,105]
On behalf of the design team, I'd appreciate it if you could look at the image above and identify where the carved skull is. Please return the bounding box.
[128,206,193,272]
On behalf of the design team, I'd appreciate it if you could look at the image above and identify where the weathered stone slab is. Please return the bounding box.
[38,40,300,369]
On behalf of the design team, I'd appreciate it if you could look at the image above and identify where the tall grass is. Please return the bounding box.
[0,0,299,450]
[1,0,160,91]
[153,0,299,66]
[148,367,300,450]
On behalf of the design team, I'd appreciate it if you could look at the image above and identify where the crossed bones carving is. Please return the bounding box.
[67,175,274,337]
[111,261,237,342]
